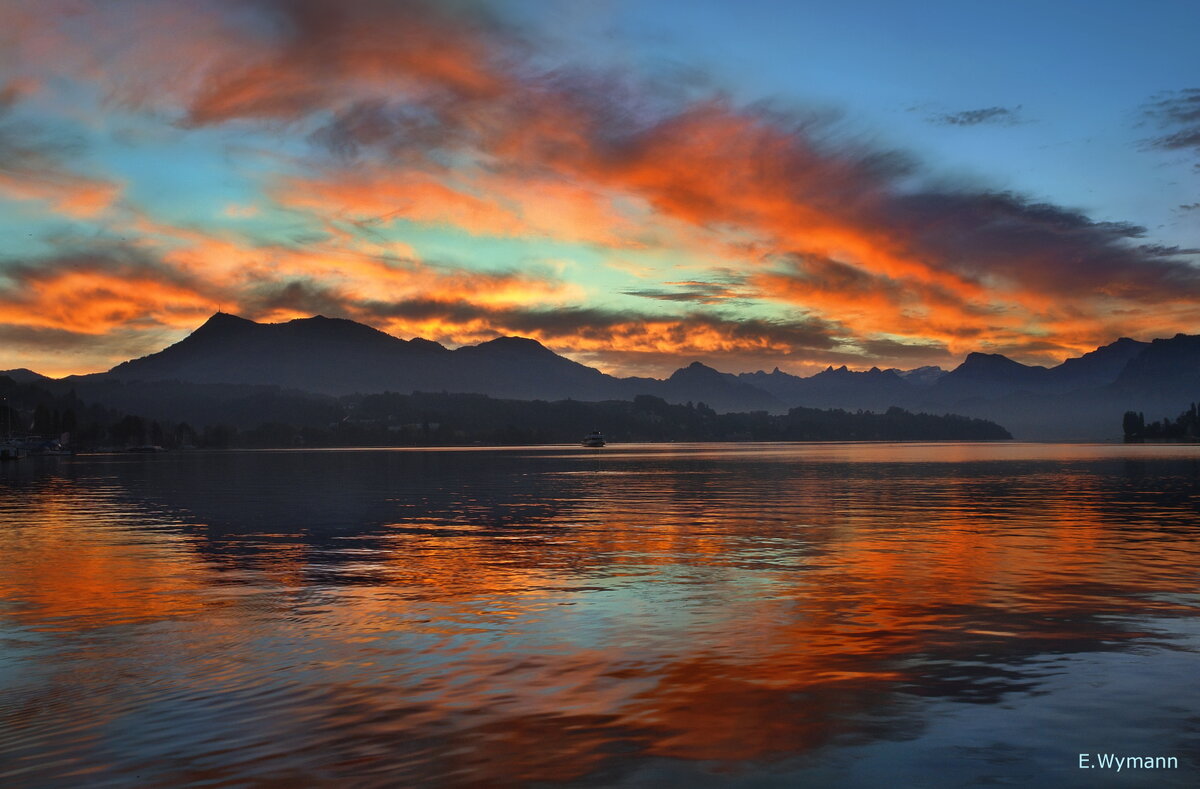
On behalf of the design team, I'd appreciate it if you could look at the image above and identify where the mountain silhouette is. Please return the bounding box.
[665,362,784,412]
[1046,337,1147,391]
[1112,334,1200,397]
[109,313,449,395]
[100,313,785,411]
[23,313,1200,440]
[927,352,1049,403]
[739,365,917,411]
[0,368,51,384]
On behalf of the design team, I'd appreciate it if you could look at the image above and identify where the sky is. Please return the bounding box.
[0,0,1198,378]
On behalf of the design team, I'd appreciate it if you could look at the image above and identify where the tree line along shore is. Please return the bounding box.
[1123,403,1200,442]
[1,376,1011,449]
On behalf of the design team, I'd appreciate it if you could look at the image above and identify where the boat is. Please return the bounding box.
[16,434,73,456]
[1,397,21,460]
[581,431,606,448]
[0,442,25,461]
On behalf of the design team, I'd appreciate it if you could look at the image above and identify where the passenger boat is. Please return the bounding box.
[0,442,25,461]
[581,431,606,448]
[1,398,20,459]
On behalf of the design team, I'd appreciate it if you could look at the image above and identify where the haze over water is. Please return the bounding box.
[2,443,1198,787]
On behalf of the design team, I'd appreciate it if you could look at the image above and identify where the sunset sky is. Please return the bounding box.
[1,0,1198,378]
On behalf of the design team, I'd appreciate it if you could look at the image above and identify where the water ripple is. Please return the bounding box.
[1,444,1198,786]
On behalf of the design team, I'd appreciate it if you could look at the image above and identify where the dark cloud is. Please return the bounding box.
[1142,89,1200,126]
[587,337,956,378]
[0,113,83,169]
[308,101,454,163]
[0,97,121,217]
[879,190,1200,299]
[0,244,223,358]
[971,338,1089,367]
[353,296,841,352]
[783,255,904,295]
[9,0,1200,374]
[183,0,516,127]
[762,254,999,324]
[621,288,719,303]
[1140,89,1200,156]
[1138,243,1200,256]
[191,5,1200,358]
[0,243,207,293]
[239,278,353,318]
[0,322,181,370]
[857,338,953,361]
[929,106,1023,127]
[621,279,750,304]
[159,1,1199,312]
[1150,128,1200,151]
[0,322,104,350]
[0,80,30,111]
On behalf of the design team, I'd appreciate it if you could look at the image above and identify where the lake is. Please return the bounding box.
[1,443,1198,787]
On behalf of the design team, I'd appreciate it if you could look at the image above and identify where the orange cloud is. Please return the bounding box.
[0,267,213,335]
[6,0,1200,374]
[276,168,647,248]
[274,52,1200,364]
[184,1,507,126]
[0,170,120,218]
[156,233,577,314]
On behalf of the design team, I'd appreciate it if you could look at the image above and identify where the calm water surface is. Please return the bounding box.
[1,443,1198,787]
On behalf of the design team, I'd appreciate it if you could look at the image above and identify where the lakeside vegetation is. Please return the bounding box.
[2,375,1010,449]
[342,391,1011,445]
[1123,403,1200,442]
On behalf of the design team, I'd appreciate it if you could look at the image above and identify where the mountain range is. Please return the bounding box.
[6,312,1200,440]
[98,312,781,412]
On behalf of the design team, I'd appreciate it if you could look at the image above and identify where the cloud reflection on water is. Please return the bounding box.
[1,444,1198,785]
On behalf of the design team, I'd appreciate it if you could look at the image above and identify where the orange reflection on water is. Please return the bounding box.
[2,446,1198,786]
[0,478,217,631]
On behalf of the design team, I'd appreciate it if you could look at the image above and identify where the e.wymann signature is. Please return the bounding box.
[1079,754,1179,772]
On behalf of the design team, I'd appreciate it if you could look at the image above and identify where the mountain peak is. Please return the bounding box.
[186,311,258,340]
[0,368,51,384]
[955,352,1042,373]
[473,336,554,354]
[1113,333,1200,390]
[199,311,255,328]
[281,314,393,341]
[813,364,853,379]
[1050,336,1148,387]
[962,351,1009,363]
[286,314,372,328]
[668,361,726,382]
